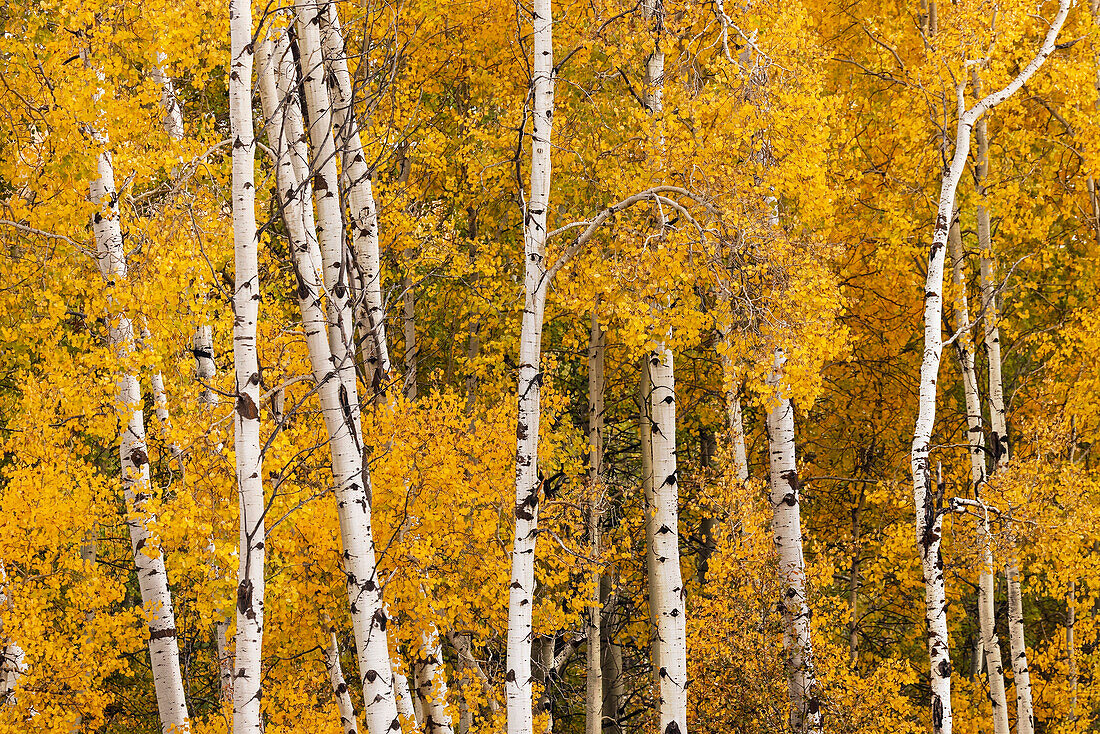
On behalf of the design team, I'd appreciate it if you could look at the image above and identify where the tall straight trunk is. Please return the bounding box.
[848,487,865,666]
[909,14,1070,726]
[1006,564,1034,734]
[317,2,392,390]
[229,0,264,730]
[600,574,624,734]
[90,116,190,734]
[646,349,688,734]
[719,324,750,484]
[395,654,419,732]
[639,363,662,690]
[765,349,821,734]
[323,622,360,734]
[414,629,454,734]
[402,269,417,401]
[586,313,605,734]
[973,74,1033,733]
[504,0,554,731]
[193,324,233,703]
[295,2,361,424]
[1067,579,1077,721]
[948,217,1010,734]
[258,34,401,734]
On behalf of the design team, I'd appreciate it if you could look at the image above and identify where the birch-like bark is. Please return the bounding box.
[1006,564,1034,734]
[90,117,190,734]
[974,73,1033,732]
[639,363,662,690]
[295,2,361,422]
[765,349,821,734]
[909,12,1068,730]
[978,506,1010,734]
[395,656,419,732]
[646,349,688,734]
[229,0,264,729]
[414,629,454,734]
[317,2,392,389]
[505,0,554,730]
[323,622,360,734]
[258,34,401,734]
[586,313,605,734]
[0,565,24,708]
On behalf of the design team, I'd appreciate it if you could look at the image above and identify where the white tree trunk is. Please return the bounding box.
[317,1,393,389]
[414,629,454,734]
[324,622,360,734]
[257,33,401,734]
[90,127,190,734]
[1006,564,1034,734]
[600,574,624,734]
[229,1,264,730]
[765,349,821,734]
[586,313,605,734]
[646,349,688,734]
[295,2,362,424]
[977,509,1010,734]
[505,0,554,730]
[909,14,1069,727]
[0,565,25,708]
[639,363,662,690]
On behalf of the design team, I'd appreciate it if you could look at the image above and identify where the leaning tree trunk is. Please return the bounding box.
[909,13,1069,728]
[646,349,688,734]
[586,313,605,734]
[504,0,554,730]
[948,217,1010,734]
[90,107,190,734]
[765,349,822,734]
[317,1,392,392]
[258,32,401,734]
[229,0,264,730]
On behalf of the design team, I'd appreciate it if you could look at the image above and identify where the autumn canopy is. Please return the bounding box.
[0,0,1098,733]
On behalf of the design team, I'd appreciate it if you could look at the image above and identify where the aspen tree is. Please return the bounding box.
[909,6,1070,730]
[257,31,402,734]
[765,349,821,734]
[586,312,605,734]
[414,629,454,734]
[504,0,554,729]
[317,2,393,390]
[90,95,190,734]
[228,0,264,729]
[947,217,1009,734]
[323,622,360,734]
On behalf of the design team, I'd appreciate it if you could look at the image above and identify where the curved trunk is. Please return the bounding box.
[765,350,821,734]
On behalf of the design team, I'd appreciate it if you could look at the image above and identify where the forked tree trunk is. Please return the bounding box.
[258,33,401,734]
[765,349,821,734]
[505,0,554,730]
[228,0,264,729]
